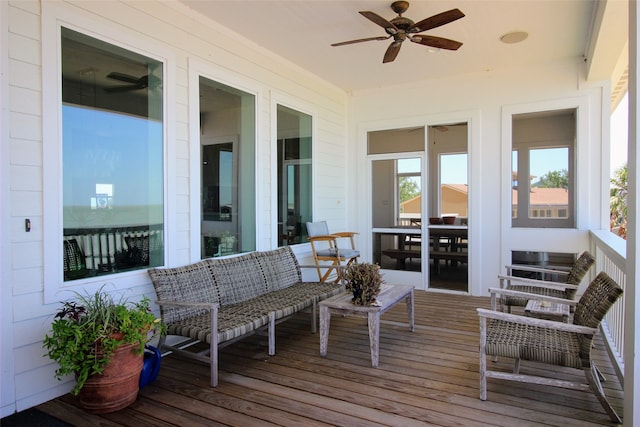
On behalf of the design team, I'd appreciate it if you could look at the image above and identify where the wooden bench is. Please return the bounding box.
[382,249,421,269]
[382,249,468,271]
[430,251,467,274]
[430,251,468,262]
[148,246,344,387]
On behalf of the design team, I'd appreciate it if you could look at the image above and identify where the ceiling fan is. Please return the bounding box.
[332,1,464,63]
[432,122,466,132]
[105,72,152,93]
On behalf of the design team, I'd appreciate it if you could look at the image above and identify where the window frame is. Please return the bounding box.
[42,4,175,303]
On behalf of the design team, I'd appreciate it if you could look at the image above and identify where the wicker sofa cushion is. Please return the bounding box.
[148,260,219,324]
[166,280,344,345]
[167,301,271,344]
[255,247,302,292]
[206,253,268,306]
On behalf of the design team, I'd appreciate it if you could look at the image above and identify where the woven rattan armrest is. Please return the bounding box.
[297,264,346,271]
[504,264,571,276]
[498,274,578,291]
[477,308,596,334]
[155,300,219,310]
[488,287,578,310]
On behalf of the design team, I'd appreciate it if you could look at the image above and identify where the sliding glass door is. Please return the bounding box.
[368,127,425,287]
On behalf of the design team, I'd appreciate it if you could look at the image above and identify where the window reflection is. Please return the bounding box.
[61,27,164,281]
[277,105,312,246]
[199,77,256,258]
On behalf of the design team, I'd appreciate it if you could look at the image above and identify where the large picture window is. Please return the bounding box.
[61,27,164,280]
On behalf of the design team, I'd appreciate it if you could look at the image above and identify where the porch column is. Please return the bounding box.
[625,0,639,425]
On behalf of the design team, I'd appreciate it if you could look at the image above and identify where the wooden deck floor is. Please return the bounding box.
[38,291,623,426]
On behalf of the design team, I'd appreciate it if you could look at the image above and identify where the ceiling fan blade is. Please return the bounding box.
[359,11,398,33]
[104,85,139,93]
[410,35,463,50]
[383,41,402,63]
[331,35,390,47]
[408,8,465,33]
[106,72,140,84]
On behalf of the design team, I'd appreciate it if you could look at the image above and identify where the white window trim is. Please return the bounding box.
[187,58,262,260]
[42,2,176,303]
[270,94,317,250]
[501,96,591,271]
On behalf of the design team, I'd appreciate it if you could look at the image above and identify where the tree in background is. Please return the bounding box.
[399,177,420,203]
[610,164,627,239]
[533,169,569,188]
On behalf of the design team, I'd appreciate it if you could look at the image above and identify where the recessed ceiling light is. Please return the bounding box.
[500,31,528,44]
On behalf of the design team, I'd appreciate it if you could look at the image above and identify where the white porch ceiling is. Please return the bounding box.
[178,0,625,95]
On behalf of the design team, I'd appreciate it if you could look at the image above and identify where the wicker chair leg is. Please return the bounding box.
[594,363,606,382]
[479,317,488,400]
[211,306,219,387]
[268,312,276,356]
[311,297,318,334]
[585,365,621,423]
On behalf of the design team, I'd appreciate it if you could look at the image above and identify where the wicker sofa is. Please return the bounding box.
[147,246,344,387]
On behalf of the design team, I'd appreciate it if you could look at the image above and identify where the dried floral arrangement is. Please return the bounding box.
[344,262,384,305]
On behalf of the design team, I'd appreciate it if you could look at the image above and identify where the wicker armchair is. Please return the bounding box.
[496,251,595,312]
[478,272,623,423]
[306,221,359,283]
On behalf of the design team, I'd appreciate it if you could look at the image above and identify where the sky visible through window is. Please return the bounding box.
[63,105,163,208]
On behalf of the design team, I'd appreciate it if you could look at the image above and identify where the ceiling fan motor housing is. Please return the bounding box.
[390,16,414,31]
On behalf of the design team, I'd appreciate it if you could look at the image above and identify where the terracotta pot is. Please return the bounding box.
[77,342,143,414]
[442,216,456,225]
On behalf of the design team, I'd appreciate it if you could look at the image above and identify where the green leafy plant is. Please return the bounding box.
[610,164,627,239]
[344,262,384,305]
[43,286,165,395]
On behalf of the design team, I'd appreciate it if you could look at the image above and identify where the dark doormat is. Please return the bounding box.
[1,408,72,426]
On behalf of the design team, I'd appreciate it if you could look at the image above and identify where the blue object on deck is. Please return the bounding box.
[139,345,161,388]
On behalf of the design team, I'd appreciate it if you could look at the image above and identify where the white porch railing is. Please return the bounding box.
[590,229,626,386]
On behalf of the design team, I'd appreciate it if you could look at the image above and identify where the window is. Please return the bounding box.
[61,27,164,281]
[277,105,312,246]
[398,159,422,225]
[199,77,256,258]
[512,109,575,228]
[439,153,468,219]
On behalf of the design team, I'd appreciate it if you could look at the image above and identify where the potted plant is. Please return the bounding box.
[43,286,165,413]
[344,262,384,305]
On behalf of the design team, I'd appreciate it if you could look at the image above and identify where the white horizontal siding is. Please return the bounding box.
[2,0,348,413]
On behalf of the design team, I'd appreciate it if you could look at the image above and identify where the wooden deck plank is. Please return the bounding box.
[36,291,623,426]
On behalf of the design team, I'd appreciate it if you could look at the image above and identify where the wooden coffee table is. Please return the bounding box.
[319,283,414,367]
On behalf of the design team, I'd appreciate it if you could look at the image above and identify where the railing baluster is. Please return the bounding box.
[590,230,626,386]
